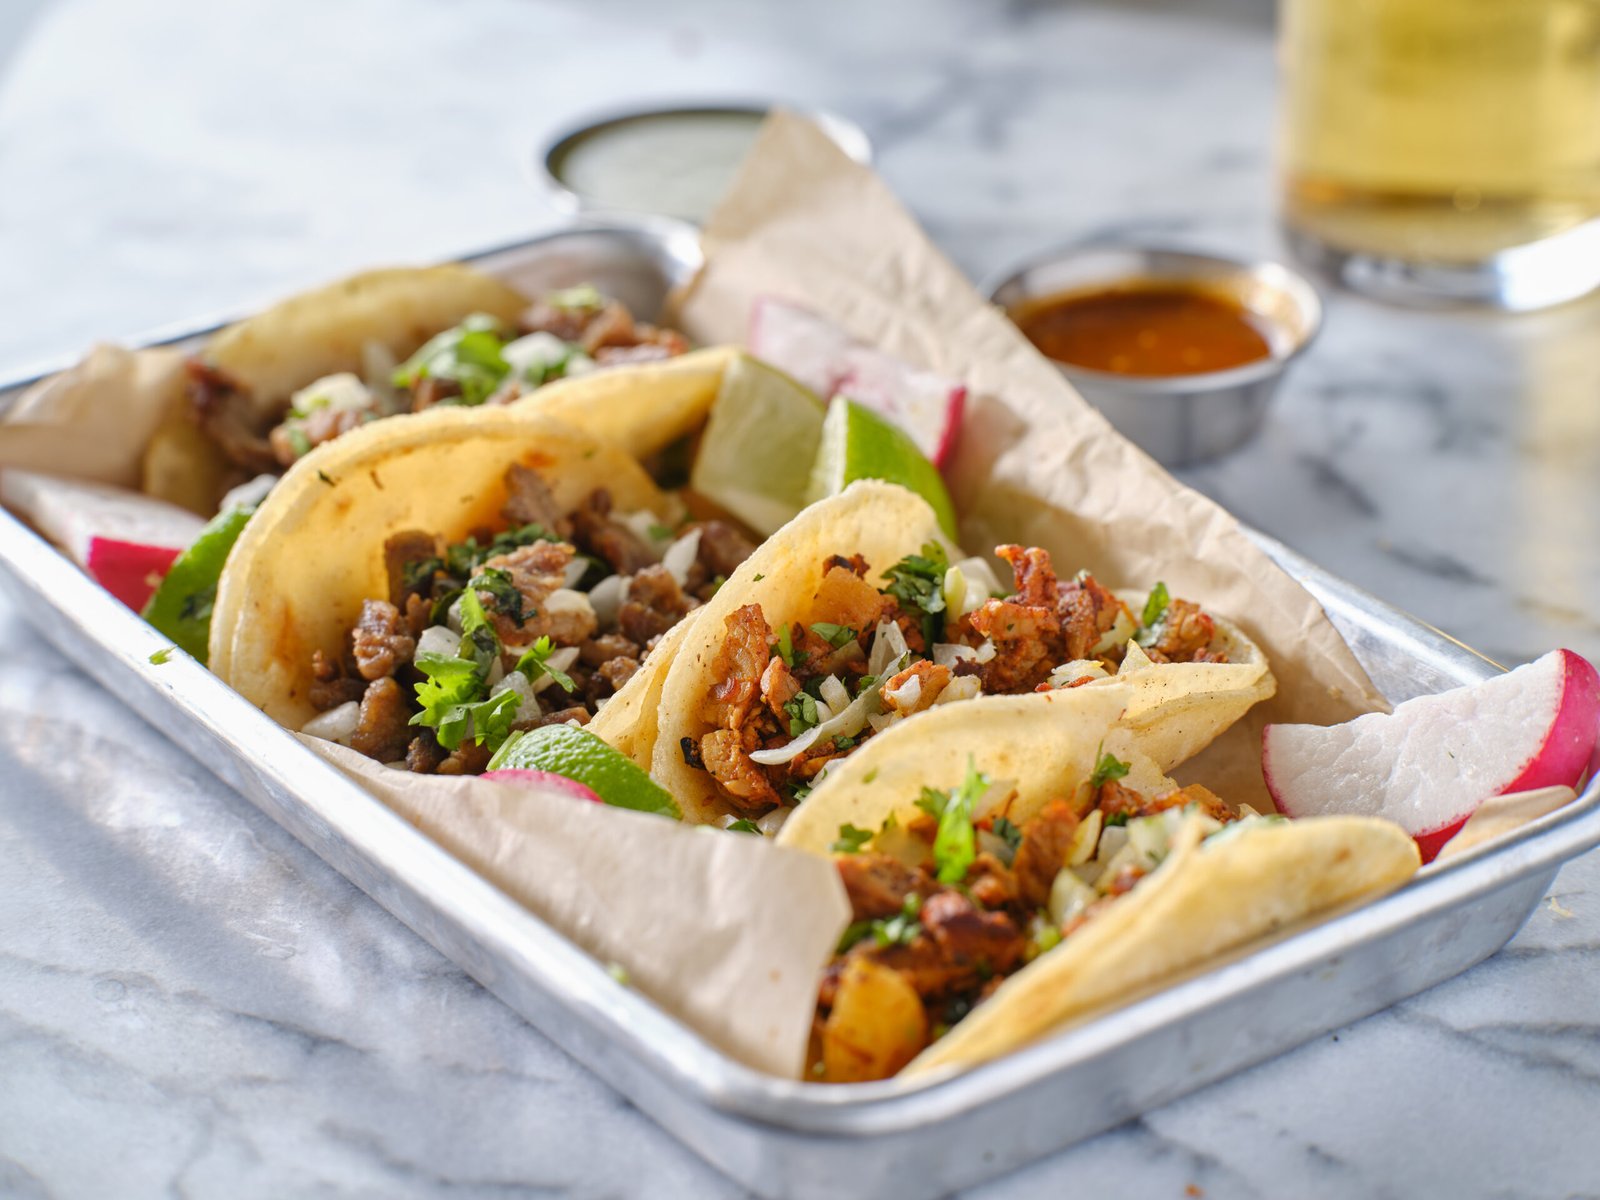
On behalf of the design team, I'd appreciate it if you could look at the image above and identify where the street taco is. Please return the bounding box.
[211,405,756,775]
[649,480,1274,826]
[145,267,691,514]
[773,686,1419,1081]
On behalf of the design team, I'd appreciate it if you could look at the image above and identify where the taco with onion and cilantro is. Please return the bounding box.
[767,682,1418,1081]
[210,404,756,776]
[646,480,1275,828]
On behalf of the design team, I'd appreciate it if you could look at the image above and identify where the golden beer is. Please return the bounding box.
[1280,0,1600,301]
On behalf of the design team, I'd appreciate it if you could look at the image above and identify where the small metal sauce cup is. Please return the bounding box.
[986,245,1323,466]
[535,102,872,227]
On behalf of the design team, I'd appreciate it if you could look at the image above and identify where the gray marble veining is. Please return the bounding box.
[3,0,1599,1196]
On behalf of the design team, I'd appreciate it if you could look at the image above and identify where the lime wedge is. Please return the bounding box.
[689,353,826,536]
[806,396,957,537]
[487,724,681,819]
[141,504,255,663]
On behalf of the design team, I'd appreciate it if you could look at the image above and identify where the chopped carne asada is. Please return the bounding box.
[186,287,691,478]
[812,764,1245,1081]
[695,543,1229,818]
[301,463,752,774]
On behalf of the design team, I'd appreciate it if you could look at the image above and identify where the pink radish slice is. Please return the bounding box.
[1264,649,1600,862]
[84,540,184,610]
[748,297,966,467]
[0,469,206,610]
[482,768,602,804]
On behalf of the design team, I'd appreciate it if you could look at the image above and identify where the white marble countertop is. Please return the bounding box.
[3,1,1598,1196]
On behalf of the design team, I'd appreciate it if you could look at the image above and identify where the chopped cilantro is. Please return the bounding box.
[606,961,631,986]
[917,758,988,884]
[787,781,813,805]
[316,469,335,486]
[1140,581,1171,629]
[837,893,923,953]
[392,314,511,407]
[709,574,727,596]
[773,624,796,668]
[1104,811,1130,827]
[881,542,950,644]
[725,818,762,834]
[285,428,312,459]
[444,522,557,578]
[469,567,524,624]
[863,767,879,784]
[783,693,822,737]
[1088,747,1131,790]
[647,521,675,542]
[831,823,874,854]
[810,622,855,649]
[831,734,856,751]
[148,647,174,665]
[752,573,765,582]
[515,635,577,693]
[546,283,604,311]
[992,815,1023,853]
[409,653,488,749]
[1028,923,1063,960]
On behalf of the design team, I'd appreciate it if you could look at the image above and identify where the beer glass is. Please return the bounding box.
[1279,0,1600,310]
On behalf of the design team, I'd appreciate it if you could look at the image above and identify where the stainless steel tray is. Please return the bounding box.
[2,228,1596,1200]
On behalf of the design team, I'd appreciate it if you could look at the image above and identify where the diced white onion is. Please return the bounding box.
[756,807,791,837]
[662,527,703,586]
[884,674,922,712]
[564,352,597,376]
[562,557,588,588]
[1047,659,1110,689]
[867,620,910,678]
[302,701,361,745]
[1048,869,1097,926]
[416,625,462,660]
[446,598,464,633]
[485,658,505,688]
[971,778,1013,822]
[290,372,371,416]
[489,670,534,713]
[866,711,898,734]
[1096,825,1129,867]
[544,588,596,624]
[941,566,967,623]
[619,510,671,552]
[1066,808,1103,866]
[748,678,882,765]
[819,675,851,712]
[220,473,277,512]
[1090,604,1139,658]
[588,573,629,628]
[974,639,997,663]
[933,675,982,705]
[933,642,976,669]
[362,341,400,411]
[954,555,1005,601]
[1118,641,1156,674]
[501,331,570,377]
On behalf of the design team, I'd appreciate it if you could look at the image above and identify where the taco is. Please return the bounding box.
[211,404,757,775]
[648,480,1274,826]
[145,266,691,514]
[772,685,1419,1081]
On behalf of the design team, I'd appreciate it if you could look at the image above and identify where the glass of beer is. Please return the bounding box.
[1279,0,1600,310]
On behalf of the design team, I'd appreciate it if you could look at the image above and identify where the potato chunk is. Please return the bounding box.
[822,958,929,1083]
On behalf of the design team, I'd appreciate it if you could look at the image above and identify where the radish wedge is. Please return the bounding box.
[1263,649,1600,861]
[482,768,603,805]
[748,297,965,468]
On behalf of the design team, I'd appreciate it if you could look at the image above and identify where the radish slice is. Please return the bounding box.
[1263,649,1600,862]
[747,297,965,467]
[481,768,602,804]
[1,469,205,609]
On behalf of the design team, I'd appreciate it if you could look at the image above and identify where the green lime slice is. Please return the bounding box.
[140,504,255,663]
[487,724,681,819]
[689,353,826,536]
[806,396,957,537]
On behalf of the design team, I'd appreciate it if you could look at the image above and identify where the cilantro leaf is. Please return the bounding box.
[915,759,988,884]
[810,622,855,649]
[992,815,1023,853]
[469,567,524,624]
[783,692,822,737]
[1088,747,1131,790]
[831,823,874,854]
[515,635,576,694]
[837,894,923,953]
[725,818,762,834]
[392,314,511,407]
[772,624,796,668]
[545,283,604,312]
[409,653,485,750]
[881,542,950,644]
[1140,581,1171,629]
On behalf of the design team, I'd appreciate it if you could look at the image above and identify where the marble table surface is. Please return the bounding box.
[3,0,1599,1196]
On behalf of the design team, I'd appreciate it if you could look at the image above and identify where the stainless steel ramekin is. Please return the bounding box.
[985,245,1323,466]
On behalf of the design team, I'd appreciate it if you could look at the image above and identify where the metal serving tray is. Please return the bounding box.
[3,228,1597,1200]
